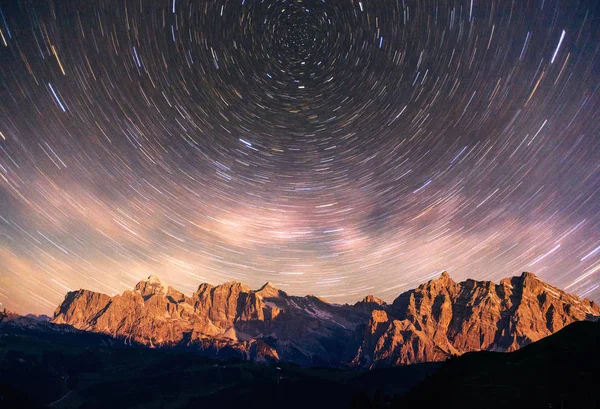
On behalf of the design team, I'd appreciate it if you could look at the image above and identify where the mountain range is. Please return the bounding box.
[39,271,599,367]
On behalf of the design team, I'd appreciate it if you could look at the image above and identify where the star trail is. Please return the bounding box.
[1,0,599,314]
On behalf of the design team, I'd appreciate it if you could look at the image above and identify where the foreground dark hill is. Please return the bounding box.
[50,271,600,367]
[0,318,598,408]
[399,319,600,409]
[0,325,438,409]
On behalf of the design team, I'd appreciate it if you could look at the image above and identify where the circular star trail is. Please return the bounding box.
[0,0,599,314]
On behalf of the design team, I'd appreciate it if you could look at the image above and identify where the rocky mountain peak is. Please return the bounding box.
[214,281,251,294]
[195,283,214,294]
[361,295,385,305]
[256,282,281,298]
[219,280,247,288]
[134,275,167,300]
[435,271,455,285]
[520,271,535,278]
[414,271,457,296]
[519,271,546,288]
[147,274,162,283]
[52,289,112,328]
[509,271,558,295]
[520,271,538,281]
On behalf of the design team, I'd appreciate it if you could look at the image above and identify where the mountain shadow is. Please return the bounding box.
[395,320,600,409]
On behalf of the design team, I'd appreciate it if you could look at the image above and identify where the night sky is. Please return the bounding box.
[1,0,599,314]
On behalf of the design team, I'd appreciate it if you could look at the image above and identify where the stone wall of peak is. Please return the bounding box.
[52,290,112,329]
[49,272,599,368]
[50,276,369,365]
[361,295,386,305]
[134,275,167,300]
[353,272,600,368]
[256,282,283,298]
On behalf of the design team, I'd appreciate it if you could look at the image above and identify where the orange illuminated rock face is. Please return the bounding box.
[354,271,600,367]
[51,275,369,365]
[50,272,600,367]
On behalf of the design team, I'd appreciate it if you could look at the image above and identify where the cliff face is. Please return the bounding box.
[51,272,600,367]
[51,275,371,365]
[353,272,600,367]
